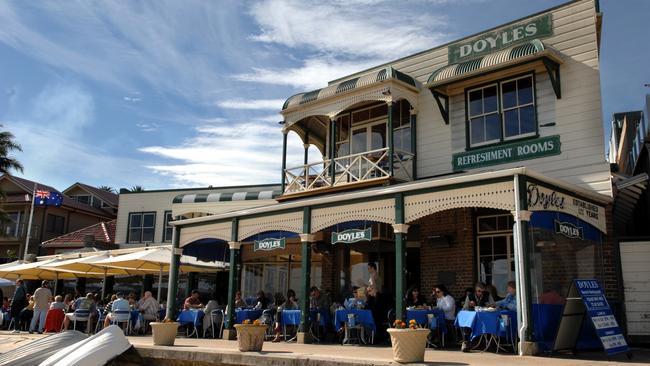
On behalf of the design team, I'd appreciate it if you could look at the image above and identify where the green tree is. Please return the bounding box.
[98,185,116,193]
[0,126,24,223]
[130,185,145,192]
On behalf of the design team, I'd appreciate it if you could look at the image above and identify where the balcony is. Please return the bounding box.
[283,147,414,196]
[0,223,39,241]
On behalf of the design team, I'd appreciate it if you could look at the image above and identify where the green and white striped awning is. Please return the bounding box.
[173,190,281,204]
[282,66,417,111]
[427,39,561,86]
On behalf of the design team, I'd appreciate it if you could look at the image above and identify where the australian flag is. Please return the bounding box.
[34,190,63,207]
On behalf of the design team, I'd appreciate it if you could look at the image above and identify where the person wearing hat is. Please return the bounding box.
[29,281,52,334]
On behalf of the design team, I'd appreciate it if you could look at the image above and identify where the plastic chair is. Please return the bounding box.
[72,309,91,333]
[44,309,65,333]
[111,310,131,335]
[204,309,224,339]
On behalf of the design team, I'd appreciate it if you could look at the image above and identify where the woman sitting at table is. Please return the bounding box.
[271,289,299,342]
[405,286,425,308]
[495,281,517,311]
[433,284,456,321]
[344,287,365,309]
[253,290,268,310]
[234,291,247,308]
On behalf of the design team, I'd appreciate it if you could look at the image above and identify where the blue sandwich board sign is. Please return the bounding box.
[553,279,629,356]
[574,279,629,355]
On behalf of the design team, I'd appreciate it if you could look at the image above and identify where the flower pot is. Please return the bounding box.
[151,322,179,346]
[234,324,268,352]
[386,328,430,363]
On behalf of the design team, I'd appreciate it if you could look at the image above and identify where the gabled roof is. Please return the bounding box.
[63,182,119,207]
[41,220,117,248]
[4,175,59,194]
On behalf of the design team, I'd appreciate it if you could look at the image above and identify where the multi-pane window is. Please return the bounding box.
[128,212,155,243]
[45,214,65,235]
[392,99,412,153]
[467,75,536,147]
[163,211,173,242]
[477,214,514,297]
[72,195,91,205]
[3,212,21,237]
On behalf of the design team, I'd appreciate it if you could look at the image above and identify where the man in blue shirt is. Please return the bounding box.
[495,281,517,311]
[103,292,130,328]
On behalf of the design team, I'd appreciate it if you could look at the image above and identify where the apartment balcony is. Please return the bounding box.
[0,223,39,241]
[282,147,414,197]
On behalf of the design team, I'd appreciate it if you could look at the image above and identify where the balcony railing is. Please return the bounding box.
[284,147,414,195]
[0,223,39,241]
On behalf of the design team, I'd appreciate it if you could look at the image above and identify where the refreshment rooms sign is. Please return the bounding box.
[448,13,553,63]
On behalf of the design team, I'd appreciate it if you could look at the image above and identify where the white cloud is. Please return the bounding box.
[139,122,321,186]
[248,0,450,60]
[136,122,160,132]
[217,99,285,110]
[234,58,379,90]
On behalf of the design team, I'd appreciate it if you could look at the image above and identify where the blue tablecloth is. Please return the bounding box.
[130,310,141,327]
[310,308,329,327]
[532,303,601,351]
[406,309,446,332]
[176,309,204,327]
[455,310,514,340]
[334,309,376,332]
[281,309,301,325]
[235,308,263,324]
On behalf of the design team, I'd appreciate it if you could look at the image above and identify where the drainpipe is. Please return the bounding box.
[513,174,534,355]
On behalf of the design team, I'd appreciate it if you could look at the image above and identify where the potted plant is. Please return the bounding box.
[386,319,430,363]
[150,318,180,346]
[234,319,268,352]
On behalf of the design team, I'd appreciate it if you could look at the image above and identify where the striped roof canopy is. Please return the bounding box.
[427,39,561,86]
[282,66,417,111]
[173,189,281,204]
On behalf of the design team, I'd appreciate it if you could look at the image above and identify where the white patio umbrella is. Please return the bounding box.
[90,247,227,298]
[0,258,81,280]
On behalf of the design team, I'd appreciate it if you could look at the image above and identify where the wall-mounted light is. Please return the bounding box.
[427,234,454,247]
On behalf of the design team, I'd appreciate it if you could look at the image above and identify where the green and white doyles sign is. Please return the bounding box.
[453,135,561,171]
[448,13,553,63]
[253,238,286,252]
[331,228,372,244]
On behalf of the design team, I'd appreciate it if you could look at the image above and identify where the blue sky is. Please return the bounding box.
[1,0,648,191]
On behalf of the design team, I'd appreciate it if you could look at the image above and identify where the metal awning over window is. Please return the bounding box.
[282,66,417,111]
[427,39,563,125]
[172,190,281,204]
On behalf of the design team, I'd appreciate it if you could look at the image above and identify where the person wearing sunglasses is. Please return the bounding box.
[404,286,425,308]
[433,284,455,321]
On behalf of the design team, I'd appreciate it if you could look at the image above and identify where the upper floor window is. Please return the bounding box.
[163,211,173,242]
[2,212,21,237]
[128,212,155,243]
[46,214,65,235]
[392,99,412,153]
[467,74,536,148]
[71,195,91,205]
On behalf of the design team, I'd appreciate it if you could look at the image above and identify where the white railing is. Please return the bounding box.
[283,147,414,194]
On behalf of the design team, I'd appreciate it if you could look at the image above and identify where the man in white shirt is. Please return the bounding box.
[30,281,52,334]
[138,291,160,321]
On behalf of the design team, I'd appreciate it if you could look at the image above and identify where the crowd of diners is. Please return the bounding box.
[0,279,162,334]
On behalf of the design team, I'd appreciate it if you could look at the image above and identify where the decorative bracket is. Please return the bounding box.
[228,241,242,250]
[430,89,450,125]
[542,58,561,99]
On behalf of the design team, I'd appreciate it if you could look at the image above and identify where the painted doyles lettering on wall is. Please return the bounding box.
[527,183,607,233]
[452,135,561,171]
[448,13,553,63]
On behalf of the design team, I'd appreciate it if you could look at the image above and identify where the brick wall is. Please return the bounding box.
[415,208,475,299]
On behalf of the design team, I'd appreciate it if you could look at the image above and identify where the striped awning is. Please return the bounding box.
[282,66,417,111]
[427,39,561,86]
[173,190,281,204]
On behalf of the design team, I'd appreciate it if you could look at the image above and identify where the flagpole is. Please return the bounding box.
[23,183,36,260]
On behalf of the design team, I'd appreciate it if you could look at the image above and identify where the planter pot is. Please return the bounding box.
[234,324,268,352]
[151,322,179,346]
[387,328,430,363]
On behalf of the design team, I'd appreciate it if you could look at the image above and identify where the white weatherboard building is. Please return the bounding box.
[162,0,627,354]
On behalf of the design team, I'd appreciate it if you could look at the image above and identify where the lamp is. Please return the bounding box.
[427,234,454,247]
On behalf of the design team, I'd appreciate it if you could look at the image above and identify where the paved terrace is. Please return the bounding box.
[1,331,648,366]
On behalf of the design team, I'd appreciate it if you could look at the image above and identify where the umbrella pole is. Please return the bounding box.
[101,268,107,299]
[158,264,163,300]
[54,272,59,296]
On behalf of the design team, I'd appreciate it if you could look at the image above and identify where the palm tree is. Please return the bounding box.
[98,185,116,193]
[0,126,24,223]
[130,185,145,192]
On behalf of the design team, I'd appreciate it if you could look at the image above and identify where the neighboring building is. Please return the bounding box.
[41,219,118,255]
[0,175,117,261]
[63,182,119,216]
[608,96,650,344]
[167,0,622,351]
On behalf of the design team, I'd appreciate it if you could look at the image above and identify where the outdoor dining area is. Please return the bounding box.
[0,246,227,336]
